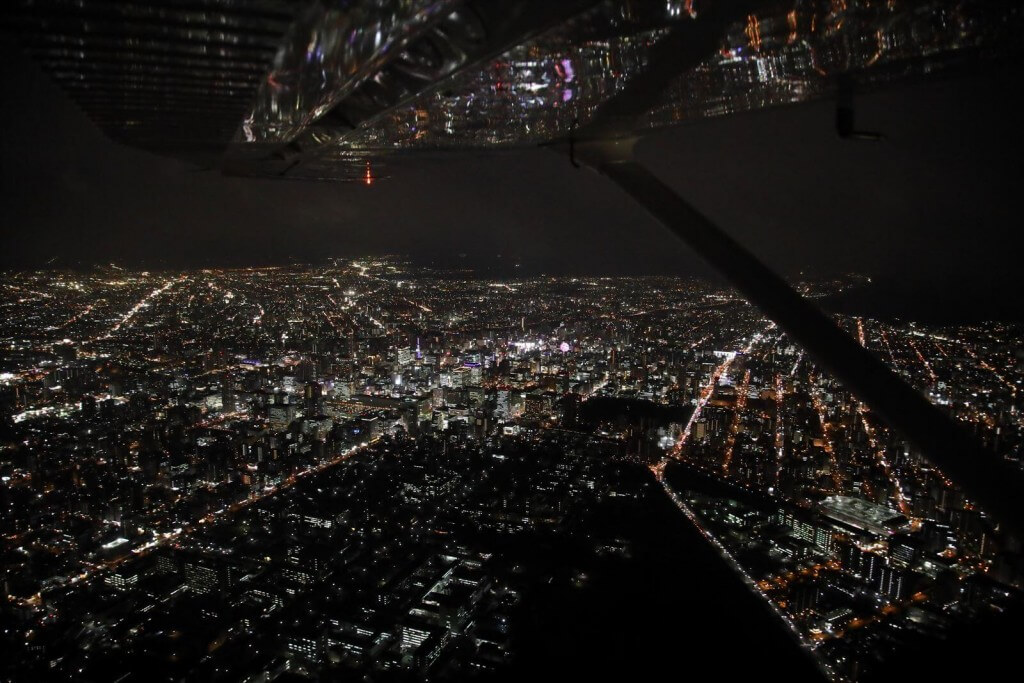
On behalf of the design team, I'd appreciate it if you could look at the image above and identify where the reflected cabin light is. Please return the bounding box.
[365,162,374,186]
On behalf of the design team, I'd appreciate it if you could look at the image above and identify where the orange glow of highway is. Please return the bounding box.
[907,338,938,385]
[101,277,179,340]
[809,381,844,492]
[13,437,381,610]
[773,371,786,490]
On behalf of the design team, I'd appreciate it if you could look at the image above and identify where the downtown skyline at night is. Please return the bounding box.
[1,262,1021,680]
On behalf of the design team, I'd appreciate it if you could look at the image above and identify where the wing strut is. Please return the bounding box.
[574,137,1024,540]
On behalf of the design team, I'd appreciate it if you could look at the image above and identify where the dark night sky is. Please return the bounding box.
[2,45,1022,320]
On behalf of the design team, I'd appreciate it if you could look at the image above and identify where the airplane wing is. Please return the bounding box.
[4,0,1022,180]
